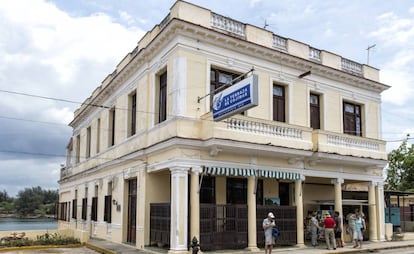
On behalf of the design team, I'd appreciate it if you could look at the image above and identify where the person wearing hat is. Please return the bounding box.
[263,212,276,254]
[323,212,336,250]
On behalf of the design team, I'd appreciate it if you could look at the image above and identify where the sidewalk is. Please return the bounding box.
[86,237,414,254]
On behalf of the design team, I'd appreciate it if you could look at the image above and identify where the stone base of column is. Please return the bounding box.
[245,246,260,252]
[295,243,306,248]
[167,250,189,254]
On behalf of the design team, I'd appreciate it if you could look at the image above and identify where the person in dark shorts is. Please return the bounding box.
[334,211,344,247]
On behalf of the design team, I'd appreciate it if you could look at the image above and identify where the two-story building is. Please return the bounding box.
[58,1,389,253]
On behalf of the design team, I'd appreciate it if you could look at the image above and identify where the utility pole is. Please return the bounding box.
[366,44,376,65]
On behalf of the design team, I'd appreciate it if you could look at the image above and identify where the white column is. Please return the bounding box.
[368,182,378,241]
[332,178,343,243]
[190,166,202,245]
[169,167,189,253]
[332,178,343,215]
[247,176,260,251]
[295,179,305,247]
[376,182,386,241]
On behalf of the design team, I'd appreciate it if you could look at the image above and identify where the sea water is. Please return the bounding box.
[0,217,57,231]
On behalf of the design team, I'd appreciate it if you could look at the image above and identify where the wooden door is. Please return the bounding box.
[127,179,137,244]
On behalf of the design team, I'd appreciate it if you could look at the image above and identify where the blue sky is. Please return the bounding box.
[0,0,413,196]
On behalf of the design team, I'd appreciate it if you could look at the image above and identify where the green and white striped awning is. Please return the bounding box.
[203,166,301,180]
[204,167,256,177]
[257,170,301,180]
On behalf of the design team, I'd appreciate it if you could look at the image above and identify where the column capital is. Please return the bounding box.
[331,178,344,185]
[169,166,190,176]
[191,166,203,175]
[370,181,379,187]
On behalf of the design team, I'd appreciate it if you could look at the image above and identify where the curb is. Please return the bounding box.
[85,242,117,254]
[0,243,84,252]
[328,244,414,254]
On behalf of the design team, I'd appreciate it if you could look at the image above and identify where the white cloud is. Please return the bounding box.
[0,0,144,86]
[370,10,414,107]
[371,11,414,47]
[42,107,74,125]
[249,0,262,8]
[119,10,136,26]
[381,67,414,106]
[0,159,60,197]
[0,0,146,194]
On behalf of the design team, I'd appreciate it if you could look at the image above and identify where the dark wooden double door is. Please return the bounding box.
[127,178,137,244]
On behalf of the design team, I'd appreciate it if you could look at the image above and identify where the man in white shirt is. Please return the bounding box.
[263,212,276,254]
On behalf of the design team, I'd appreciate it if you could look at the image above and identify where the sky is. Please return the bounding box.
[0,0,413,197]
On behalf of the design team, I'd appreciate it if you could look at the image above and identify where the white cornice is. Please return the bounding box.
[70,18,389,128]
[61,132,387,182]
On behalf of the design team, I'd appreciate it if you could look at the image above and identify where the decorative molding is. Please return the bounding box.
[191,166,203,175]
[209,146,222,156]
[331,178,344,185]
[70,18,388,129]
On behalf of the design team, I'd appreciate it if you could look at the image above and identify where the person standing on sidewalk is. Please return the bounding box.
[263,212,276,254]
[323,213,336,250]
[334,211,344,248]
[310,212,320,247]
[353,211,366,248]
[346,210,357,241]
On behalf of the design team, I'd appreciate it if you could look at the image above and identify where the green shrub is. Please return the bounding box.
[0,232,79,247]
[34,233,80,245]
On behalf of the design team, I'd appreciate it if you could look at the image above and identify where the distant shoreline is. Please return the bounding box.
[0,213,56,219]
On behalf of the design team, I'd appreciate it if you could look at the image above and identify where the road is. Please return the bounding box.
[363,247,414,254]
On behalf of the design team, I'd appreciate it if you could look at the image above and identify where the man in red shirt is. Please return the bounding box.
[323,213,336,250]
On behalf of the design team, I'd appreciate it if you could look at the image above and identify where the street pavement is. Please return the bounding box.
[2,237,414,254]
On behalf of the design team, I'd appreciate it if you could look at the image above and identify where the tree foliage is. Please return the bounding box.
[13,186,58,216]
[386,140,414,192]
[0,189,13,202]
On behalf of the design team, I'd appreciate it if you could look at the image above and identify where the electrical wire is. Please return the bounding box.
[0,89,109,109]
[0,89,412,145]
[0,115,70,126]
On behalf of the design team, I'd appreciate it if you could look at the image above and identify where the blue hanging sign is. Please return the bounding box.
[212,74,258,121]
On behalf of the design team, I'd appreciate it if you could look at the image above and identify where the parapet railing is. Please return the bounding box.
[211,12,246,37]
[341,58,363,76]
[327,134,380,151]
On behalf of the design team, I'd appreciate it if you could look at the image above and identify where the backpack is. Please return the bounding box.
[272,226,280,239]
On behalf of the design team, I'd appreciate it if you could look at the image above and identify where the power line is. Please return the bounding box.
[0,150,65,158]
[0,149,143,163]
[0,115,70,126]
[0,89,110,109]
[1,89,413,142]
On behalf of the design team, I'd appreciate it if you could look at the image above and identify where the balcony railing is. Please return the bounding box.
[341,58,363,76]
[313,130,386,160]
[272,35,287,51]
[211,13,245,37]
[60,166,72,179]
[327,134,380,151]
[309,47,321,62]
[226,118,302,139]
